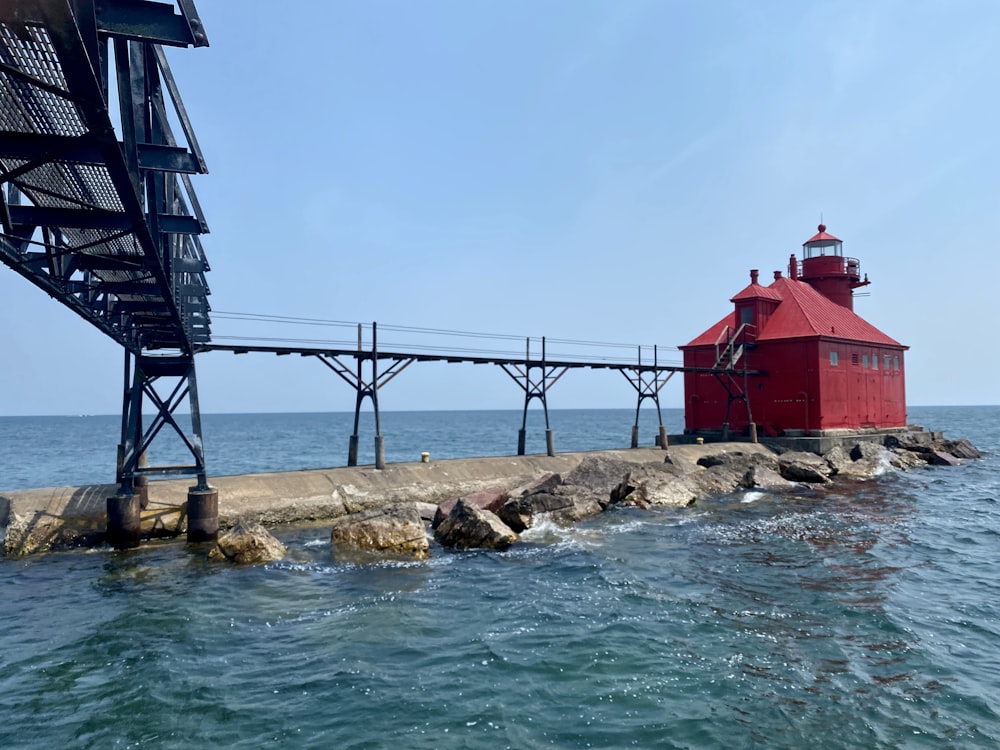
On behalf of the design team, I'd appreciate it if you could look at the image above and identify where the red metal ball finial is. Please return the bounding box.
[818,223,826,233]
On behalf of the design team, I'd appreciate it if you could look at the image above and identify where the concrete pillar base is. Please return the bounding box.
[348,434,359,467]
[374,436,385,470]
[187,487,219,543]
[545,429,556,457]
[659,425,669,450]
[106,493,141,549]
[630,425,639,449]
[749,423,758,444]
[517,429,526,456]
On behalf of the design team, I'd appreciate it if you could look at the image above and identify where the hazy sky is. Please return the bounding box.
[2,0,998,416]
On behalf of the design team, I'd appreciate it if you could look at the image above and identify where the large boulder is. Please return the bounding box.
[432,487,508,529]
[824,443,887,479]
[563,457,639,495]
[744,463,799,490]
[434,499,518,550]
[940,438,981,460]
[889,449,926,471]
[331,504,430,559]
[605,464,700,508]
[925,450,963,467]
[209,519,286,564]
[778,451,833,483]
[497,488,598,532]
[511,472,564,497]
[691,450,789,495]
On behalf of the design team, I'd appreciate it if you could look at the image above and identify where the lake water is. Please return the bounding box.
[1,405,998,748]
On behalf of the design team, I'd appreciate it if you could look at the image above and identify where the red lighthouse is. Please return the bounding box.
[680,225,908,437]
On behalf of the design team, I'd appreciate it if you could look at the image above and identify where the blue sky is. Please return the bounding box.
[2,0,998,415]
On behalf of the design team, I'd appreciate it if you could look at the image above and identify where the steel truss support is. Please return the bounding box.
[117,349,209,492]
[619,345,673,450]
[500,337,568,457]
[313,322,414,470]
[708,323,757,442]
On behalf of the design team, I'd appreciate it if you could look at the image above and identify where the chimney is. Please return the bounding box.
[750,269,759,284]
[789,254,799,280]
[774,270,782,280]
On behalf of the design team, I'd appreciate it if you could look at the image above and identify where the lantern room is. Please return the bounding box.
[788,224,870,311]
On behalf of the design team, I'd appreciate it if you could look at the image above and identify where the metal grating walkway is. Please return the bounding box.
[0,0,211,354]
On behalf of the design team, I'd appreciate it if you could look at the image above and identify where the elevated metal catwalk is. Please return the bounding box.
[200,326,763,469]
[0,0,212,493]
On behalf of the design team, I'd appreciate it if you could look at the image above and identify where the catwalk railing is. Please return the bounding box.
[198,317,763,469]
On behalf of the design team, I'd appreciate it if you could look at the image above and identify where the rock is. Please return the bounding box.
[563,456,641,495]
[497,490,578,532]
[434,499,518,550]
[744,463,799,490]
[693,451,784,495]
[607,464,699,508]
[926,450,963,467]
[209,519,286,564]
[331,504,430,559]
[510,472,563,497]
[889,449,926,470]
[940,438,981,460]
[823,445,854,475]
[414,502,439,523]
[432,487,508,529]
[553,489,607,520]
[824,443,885,479]
[850,441,886,462]
[778,451,833,483]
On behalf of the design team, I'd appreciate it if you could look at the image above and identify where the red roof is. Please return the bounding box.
[731,282,782,302]
[682,276,905,348]
[804,223,841,244]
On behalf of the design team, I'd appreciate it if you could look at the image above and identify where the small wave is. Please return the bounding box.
[742,491,766,504]
[873,452,897,477]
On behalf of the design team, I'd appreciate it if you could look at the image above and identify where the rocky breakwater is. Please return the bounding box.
[331,431,981,559]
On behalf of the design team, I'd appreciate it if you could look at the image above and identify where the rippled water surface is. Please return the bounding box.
[1,406,998,748]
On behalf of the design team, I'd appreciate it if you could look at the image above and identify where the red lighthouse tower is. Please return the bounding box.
[789,224,870,310]
[680,224,907,437]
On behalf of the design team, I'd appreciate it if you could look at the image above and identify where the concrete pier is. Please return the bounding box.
[0,426,949,557]
[3,448,691,556]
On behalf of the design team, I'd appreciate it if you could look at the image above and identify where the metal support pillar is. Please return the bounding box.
[106,493,141,550]
[501,337,567,457]
[620,346,672,450]
[712,326,754,440]
[315,323,414,470]
[187,486,219,542]
[110,349,213,545]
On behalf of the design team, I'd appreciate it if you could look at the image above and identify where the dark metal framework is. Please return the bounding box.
[711,323,755,439]
[620,345,673,449]
[0,0,212,490]
[201,329,763,465]
[499,337,566,457]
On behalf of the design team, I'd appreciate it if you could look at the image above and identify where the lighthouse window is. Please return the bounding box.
[872,354,878,371]
[740,306,753,326]
[851,353,859,366]
[862,354,869,369]
[893,356,900,371]
[830,351,839,366]
[884,354,891,370]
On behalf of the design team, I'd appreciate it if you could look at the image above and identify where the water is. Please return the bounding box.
[1,406,998,748]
